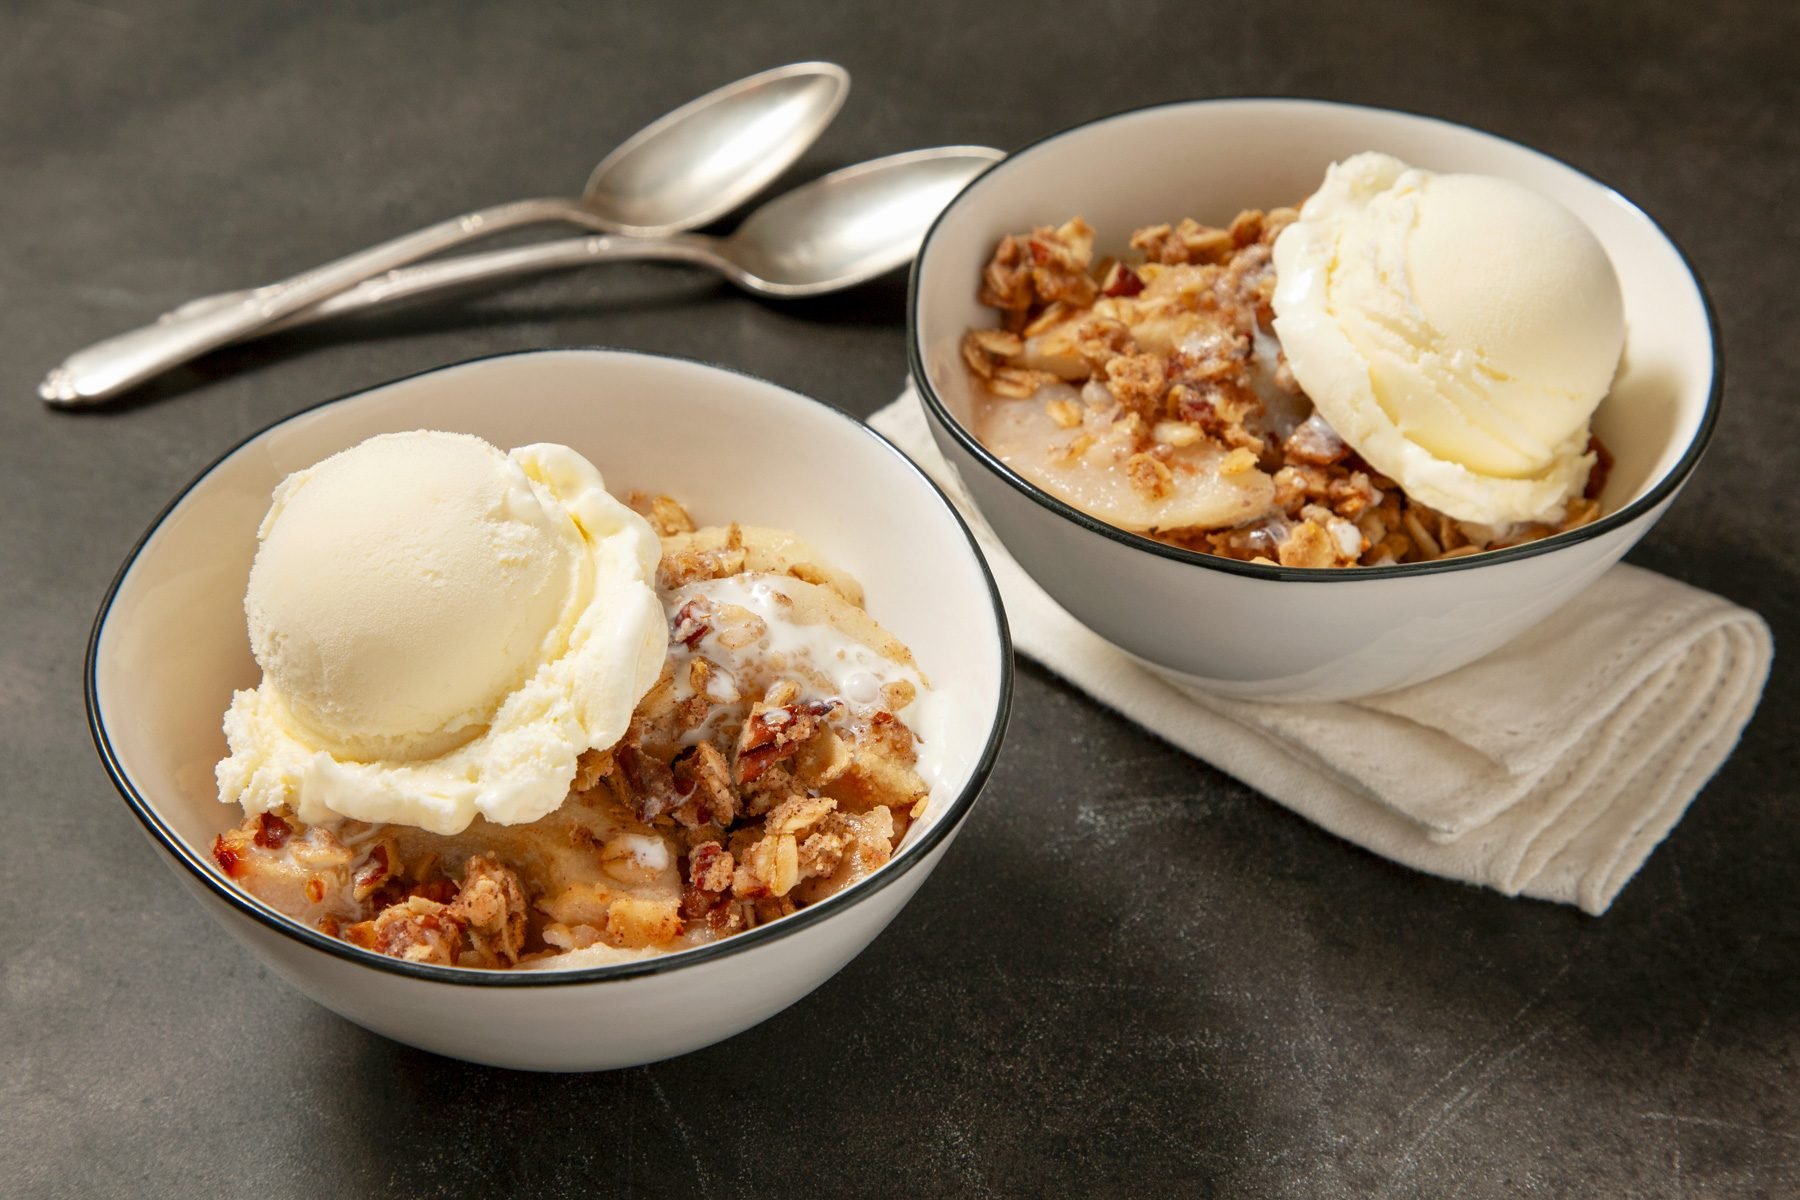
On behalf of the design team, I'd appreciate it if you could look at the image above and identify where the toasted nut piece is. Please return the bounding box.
[988,366,1055,399]
[1153,420,1202,448]
[1277,520,1338,569]
[1126,452,1175,500]
[1219,447,1258,476]
[1022,301,1073,339]
[600,834,671,886]
[1052,433,1095,467]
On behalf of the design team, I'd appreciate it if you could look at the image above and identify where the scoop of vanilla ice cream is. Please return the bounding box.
[1272,152,1624,524]
[246,431,586,762]
[216,431,667,835]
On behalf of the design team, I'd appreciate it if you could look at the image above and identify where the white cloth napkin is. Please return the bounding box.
[871,391,1773,914]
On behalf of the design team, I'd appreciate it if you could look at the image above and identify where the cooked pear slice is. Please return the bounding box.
[978,388,1274,533]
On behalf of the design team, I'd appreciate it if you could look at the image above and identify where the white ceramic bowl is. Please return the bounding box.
[88,349,1012,1071]
[910,99,1719,701]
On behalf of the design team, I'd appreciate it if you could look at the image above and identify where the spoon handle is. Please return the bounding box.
[39,196,606,405]
[120,235,731,339]
[280,235,728,328]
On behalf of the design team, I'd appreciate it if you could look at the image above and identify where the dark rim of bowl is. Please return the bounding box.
[85,348,1015,988]
[907,96,1724,583]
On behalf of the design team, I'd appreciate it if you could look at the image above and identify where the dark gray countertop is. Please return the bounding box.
[2,1,1794,1196]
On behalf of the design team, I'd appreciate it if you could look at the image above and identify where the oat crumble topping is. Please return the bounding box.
[211,497,931,970]
[964,211,1608,567]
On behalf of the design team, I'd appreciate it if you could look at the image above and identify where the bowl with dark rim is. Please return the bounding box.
[88,348,1012,1071]
[909,98,1718,701]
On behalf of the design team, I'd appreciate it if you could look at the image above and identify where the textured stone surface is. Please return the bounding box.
[1,1,1794,1196]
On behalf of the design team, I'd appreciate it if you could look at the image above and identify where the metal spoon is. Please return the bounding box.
[41,61,850,406]
[171,146,1004,335]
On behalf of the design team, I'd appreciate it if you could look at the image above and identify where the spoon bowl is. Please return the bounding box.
[583,62,850,237]
[723,146,1005,295]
